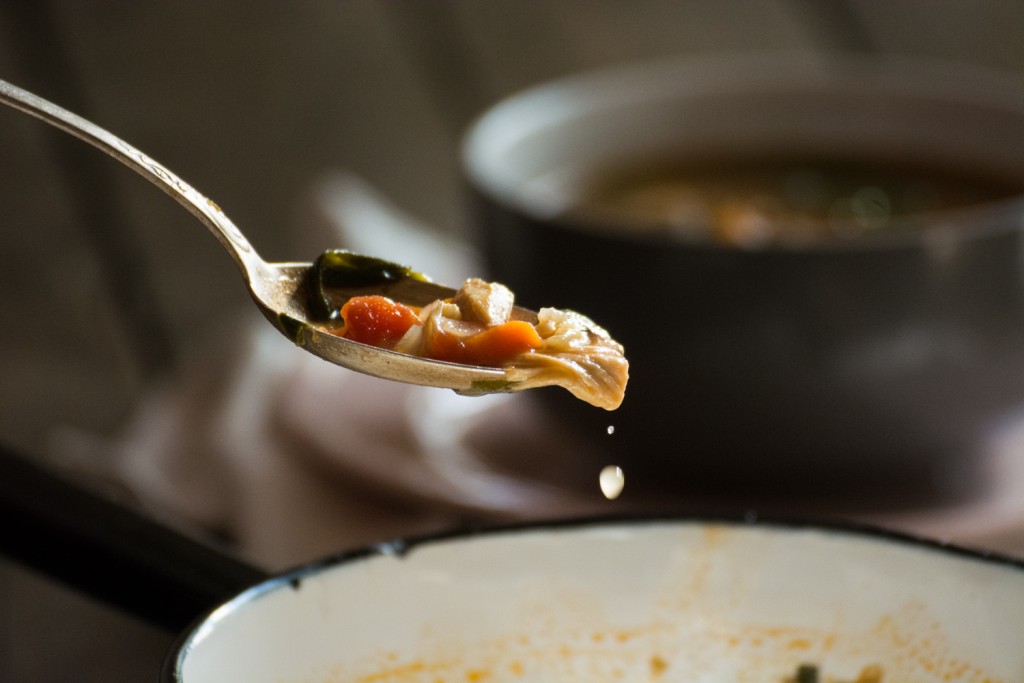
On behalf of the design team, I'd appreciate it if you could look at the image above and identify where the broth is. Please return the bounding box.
[567,157,1024,246]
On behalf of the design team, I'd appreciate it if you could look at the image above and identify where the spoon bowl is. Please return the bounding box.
[254,260,538,392]
[0,79,532,395]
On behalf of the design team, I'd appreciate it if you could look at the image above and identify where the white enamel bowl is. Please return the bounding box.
[165,518,1024,682]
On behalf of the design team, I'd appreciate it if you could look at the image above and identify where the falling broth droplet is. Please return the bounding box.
[606,425,615,435]
[599,465,625,500]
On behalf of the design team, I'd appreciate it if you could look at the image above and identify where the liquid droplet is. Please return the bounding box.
[606,425,616,435]
[599,465,625,500]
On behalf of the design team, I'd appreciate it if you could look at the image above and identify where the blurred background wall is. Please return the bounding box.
[1,2,1023,681]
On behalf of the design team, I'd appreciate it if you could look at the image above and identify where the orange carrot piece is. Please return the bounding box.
[428,320,542,367]
[464,320,543,366]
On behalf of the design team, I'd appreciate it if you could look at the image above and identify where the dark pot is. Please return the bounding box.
[463,55,1024,498]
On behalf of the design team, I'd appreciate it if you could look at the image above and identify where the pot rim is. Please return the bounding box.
[462,52,1024,255]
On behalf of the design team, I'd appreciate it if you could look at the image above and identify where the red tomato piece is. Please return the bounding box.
[339,295,420,348]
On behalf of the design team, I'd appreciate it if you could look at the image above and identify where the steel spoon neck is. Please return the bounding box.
[0,79,264,278]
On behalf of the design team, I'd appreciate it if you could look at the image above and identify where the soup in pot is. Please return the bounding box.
[566,156,1024,247]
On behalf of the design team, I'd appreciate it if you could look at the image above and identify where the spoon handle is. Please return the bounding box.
[0,79,263,276]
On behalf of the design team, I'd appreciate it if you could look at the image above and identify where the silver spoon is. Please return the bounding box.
[0,79,534,395]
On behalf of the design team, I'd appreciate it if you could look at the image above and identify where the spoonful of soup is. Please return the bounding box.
[0,80,627,409]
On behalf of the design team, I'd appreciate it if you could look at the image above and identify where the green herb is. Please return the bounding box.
[795,664,819,683]
[462,379,516,395]
[307,249,428,321]
[276,313,306,344]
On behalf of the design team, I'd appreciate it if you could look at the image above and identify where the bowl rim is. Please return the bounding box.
[461,52,1024,254]
[162,512,1024,681]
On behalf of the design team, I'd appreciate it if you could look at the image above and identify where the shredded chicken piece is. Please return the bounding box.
[452,277,514,325]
